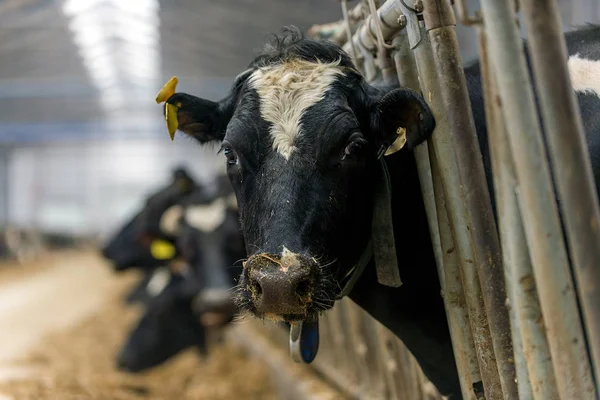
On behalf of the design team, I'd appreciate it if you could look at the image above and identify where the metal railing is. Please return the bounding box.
[258,298,444,399]
[269,0,600,398]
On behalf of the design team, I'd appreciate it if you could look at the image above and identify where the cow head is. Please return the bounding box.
[176,177,244,325]
[159,28,434,323]
[101,166,198,271]
[116,271,207,373]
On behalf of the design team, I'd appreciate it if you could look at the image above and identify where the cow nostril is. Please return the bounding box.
[295,279,311,300]
[249,277,263,299]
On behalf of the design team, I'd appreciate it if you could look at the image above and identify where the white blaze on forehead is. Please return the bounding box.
[160,205,183,235]
[184,198,226,233]
[568,55,600,98]
[248,58,346,160]
[146,267,171,297]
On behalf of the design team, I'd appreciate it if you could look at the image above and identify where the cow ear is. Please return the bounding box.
[162,93,233,144]
[373,88,435,156]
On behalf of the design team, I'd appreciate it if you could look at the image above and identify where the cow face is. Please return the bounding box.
[101,211,166,271]
[160,29,434,323]
[101,167,197,271]
[176,181,244,324]
[116,272,207,373]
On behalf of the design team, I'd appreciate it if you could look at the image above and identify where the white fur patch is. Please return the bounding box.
[568,55,600,98]
[280,246,301,272]
[159,205,183,235]
[184,199,226,233]
[146,267,171,297]
[248,58,345,160]
[225,192,238,210]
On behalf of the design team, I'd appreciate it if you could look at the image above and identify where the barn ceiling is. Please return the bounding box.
[0,0,342,143]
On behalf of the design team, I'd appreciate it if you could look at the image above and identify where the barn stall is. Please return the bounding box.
[0,0,599,399]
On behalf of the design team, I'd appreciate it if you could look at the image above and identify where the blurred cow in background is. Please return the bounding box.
[116,174,244,373]
[101,166,201,305]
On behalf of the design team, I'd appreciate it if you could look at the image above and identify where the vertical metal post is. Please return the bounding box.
[519,0,600,389]
[418,1,518,397]
[477,27,534,399]
[478,26,556,400]
[407,22,503,398]
[392,31,481,400]
[477,0,596,396]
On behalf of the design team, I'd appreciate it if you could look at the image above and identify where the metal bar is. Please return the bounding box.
[392,33,442,273]
[477,0,596,397]
[478,26,542,400]
[429,144,484,400]
[392,30,480,400]
[407,22,502,398]
[419,0,518,397]
[519,0,600,389]
[341,0,360,67]
[342,0,404,55]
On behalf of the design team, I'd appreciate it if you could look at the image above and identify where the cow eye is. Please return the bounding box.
[341,133,367,162]
[220,143,238,166]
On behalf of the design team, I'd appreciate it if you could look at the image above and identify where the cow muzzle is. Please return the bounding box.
[244,250,318,319]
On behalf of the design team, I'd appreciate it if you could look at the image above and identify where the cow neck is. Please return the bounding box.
[290,158,402,365]
[335,157,402,300]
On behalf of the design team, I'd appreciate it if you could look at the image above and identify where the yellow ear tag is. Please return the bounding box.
[384,127,407,156]
[165,103,179,141]
[150,239,176,260]
[156,76,178,104]
[156,76,180,141]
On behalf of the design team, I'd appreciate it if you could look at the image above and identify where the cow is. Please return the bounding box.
[100,166,198,272]
[116,268,208,372]
[155,26,600,398]
[101,166,200,304]
[116,175,244,372]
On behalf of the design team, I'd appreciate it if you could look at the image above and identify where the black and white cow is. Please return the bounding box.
[158,26,600,398]
[101,166,198,272]
[116,176,244,373]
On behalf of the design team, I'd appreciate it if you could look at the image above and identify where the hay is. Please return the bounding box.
[0,275,276,400]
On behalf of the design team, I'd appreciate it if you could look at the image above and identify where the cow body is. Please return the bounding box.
[160,26,600,398]
[116,176,244,372]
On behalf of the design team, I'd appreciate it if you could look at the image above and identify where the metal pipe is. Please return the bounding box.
[477,0,596,397]
[519,0,600,389]
[477,25,553,400]
[476,25,530,397]
[430,145,483,400]
[409,24,502,398]
[341,0,360,64]
[392,31,480,400]
[392,33,442,279]
[342,0,404,55]
[418,0,518,396]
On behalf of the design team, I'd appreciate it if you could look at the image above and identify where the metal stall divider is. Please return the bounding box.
[477,0,597,397]
[518,0,600,391]
[420,0,518,397]
[392,23,482,400]
[396,2,505,397]
[476,22,537,400]
[478,23,557,399]
[256,0,600,398]
[342,0,507,397]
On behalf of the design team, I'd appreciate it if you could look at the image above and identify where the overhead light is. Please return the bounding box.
[62,0,160,117]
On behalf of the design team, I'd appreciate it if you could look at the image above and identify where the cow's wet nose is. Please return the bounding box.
[245,252,316,316]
